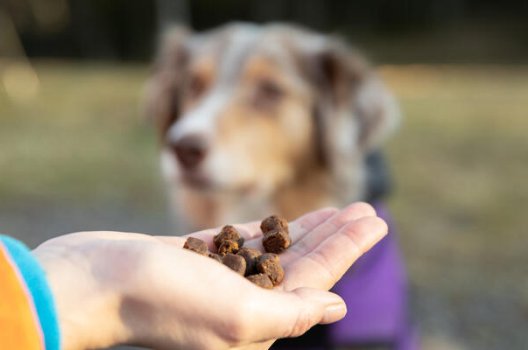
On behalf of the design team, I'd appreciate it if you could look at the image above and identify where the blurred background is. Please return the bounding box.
[1,1,527,349]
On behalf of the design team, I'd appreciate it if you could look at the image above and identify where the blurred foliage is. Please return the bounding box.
[1,0,528,62]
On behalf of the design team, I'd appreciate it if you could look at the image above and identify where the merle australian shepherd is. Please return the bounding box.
[145,23,417,350]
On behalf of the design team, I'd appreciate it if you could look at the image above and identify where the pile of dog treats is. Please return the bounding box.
[183,215,291,289]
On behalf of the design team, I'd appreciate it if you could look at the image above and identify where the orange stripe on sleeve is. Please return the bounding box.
[0,245,43,350]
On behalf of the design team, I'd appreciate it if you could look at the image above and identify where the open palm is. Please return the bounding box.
[35,202,387,350]
[179,202,385,292]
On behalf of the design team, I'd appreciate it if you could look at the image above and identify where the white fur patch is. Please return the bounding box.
[167,90,229,143]
[220,28,258,80]
[167,29,261,150]
[160,149,179,180]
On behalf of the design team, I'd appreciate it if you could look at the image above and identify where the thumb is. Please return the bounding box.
[248,287,347,341]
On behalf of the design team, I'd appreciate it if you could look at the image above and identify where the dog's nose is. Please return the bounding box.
[171,135,208,169]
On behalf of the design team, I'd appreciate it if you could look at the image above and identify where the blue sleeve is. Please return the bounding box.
[0,235,61,350]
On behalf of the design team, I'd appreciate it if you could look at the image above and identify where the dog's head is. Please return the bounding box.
[144,23,398,200]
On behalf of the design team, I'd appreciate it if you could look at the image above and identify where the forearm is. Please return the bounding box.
[33,235,131,350]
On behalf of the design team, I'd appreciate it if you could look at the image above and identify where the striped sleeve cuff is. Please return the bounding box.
[0,235,61,350]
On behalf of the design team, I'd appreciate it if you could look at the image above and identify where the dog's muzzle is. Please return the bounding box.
[170,134,209,169]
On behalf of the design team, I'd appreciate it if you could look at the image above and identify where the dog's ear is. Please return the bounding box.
[292,32,399,201]
[353,71,400,152]
[143,26,190,140]
[303,36,399,154]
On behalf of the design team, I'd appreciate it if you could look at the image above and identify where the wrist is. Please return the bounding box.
[34,245,130,350]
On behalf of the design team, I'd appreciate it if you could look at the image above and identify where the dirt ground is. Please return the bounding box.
[1,62,527,349]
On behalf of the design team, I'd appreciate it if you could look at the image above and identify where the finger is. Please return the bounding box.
[186,207,339,252]
[283,216,388,291]
[157,203,371,251]
[156,221,263,250]
[242,207,338,251]
[283,202,376,264]
[291,202,376,243]
[289,207,340,239]
[195,206,340,251]
[246,288,346,342]
[231,340,274,350]
[155,235,187,248]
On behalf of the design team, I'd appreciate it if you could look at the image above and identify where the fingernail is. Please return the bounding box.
[344,202,377,219]
[364,217,388,239]
[312,290,344,305]
[323,303,347,323]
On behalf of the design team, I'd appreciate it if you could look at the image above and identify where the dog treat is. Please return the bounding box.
[183,237,208,255]
[222,253,246,275]
[246,273,274,289]
[184,215,290,288]
[236,247,262,275]
[256,253,284,286]
[218,239,239,256]
[262,229,291,254]
[260,215,289,234]
[214,225,244,249]
[260,215,291,253]
[208,252,223,263]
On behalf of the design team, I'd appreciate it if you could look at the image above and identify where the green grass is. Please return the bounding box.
[382,65,527,278]
[0,61,162,207]
[381,65,528,349]
[1,61,527,349]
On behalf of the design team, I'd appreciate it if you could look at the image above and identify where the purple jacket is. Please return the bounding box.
[273,202,419,350]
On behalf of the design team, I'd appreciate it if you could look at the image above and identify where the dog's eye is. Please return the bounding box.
[187,75,207,99]
[254,79,284,107]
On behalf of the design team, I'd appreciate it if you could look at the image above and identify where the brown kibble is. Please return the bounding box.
[208,252,223,263]
[236,247,262,276]
[260,215,289,235]
[262,229,291,254]
[222,253,246,275]
[261,215,291,254]
[257,253,284,286]
[247,273,274,289]
[183,237,208,255]
[186,218,287,288]
[214,225,244,249]
[218,240,239,256]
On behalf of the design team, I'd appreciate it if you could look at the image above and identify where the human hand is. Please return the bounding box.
[33,202,387,350]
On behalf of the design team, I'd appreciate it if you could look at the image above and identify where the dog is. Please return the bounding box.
[145,23,418,349]
[144,22,399,229]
